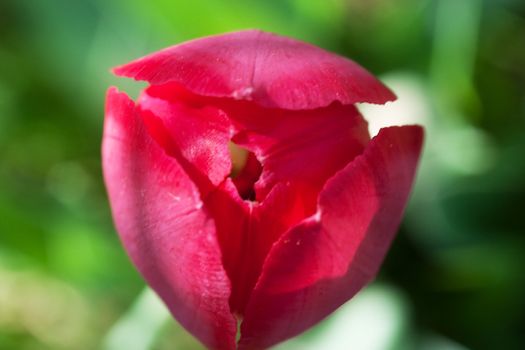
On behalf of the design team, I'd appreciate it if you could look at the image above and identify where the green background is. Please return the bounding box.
[0,0,524,349]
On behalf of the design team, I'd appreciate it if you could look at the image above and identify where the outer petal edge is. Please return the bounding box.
[238,125,424,349]
[102,87,237,350]
[113,30,396,110]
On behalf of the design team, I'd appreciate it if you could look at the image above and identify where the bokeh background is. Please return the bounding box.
[1,0,524,349]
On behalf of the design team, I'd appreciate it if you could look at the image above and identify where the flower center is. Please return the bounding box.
[228,141,248,177]
[228,141,262,201]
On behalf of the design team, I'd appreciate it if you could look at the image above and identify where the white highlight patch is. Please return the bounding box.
[358,73,430,137]
[312,211,322,223]
[232,87,254,100]
[167,192,181,202]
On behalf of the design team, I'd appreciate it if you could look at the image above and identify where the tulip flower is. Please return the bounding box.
[102,30,423,350]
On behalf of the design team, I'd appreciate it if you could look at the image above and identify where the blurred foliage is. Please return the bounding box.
[0,0,524,349]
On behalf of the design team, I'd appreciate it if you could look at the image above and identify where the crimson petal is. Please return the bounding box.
[102,88,237,350]
[113,30,396,110]
[205,179,309,315]
[137,88,234,196]
[238,125,424,349]
[229,103,370,209]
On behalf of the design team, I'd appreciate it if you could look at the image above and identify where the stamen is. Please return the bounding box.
[228,141,249,178]
[228,142,262,201]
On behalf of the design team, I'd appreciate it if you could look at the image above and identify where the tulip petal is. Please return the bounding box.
[230,103,370,212]
[238,126,424,349]
[137,88,234,196]
[102,88,237,350]
[204,179,308,315]
[114,30,395,109]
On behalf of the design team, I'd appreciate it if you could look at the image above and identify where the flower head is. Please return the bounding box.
[102,30,423,350]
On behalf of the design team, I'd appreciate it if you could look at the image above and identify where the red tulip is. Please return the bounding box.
[102,30,423,350]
